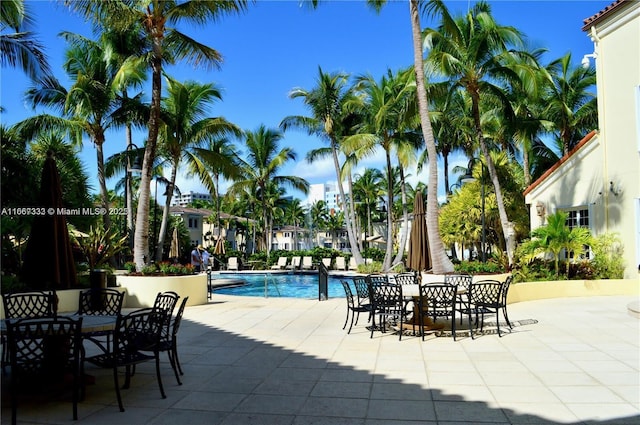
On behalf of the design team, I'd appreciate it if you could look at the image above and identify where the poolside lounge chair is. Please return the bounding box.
[227,257,239,271]
[335,257,347,271]
[271,257,288,270]
[348,257,358,271]
[301,256,314,270]
[287,256,301,270]
[322,258,332,270]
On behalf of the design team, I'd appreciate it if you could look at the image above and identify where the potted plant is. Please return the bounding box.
[80,226,127,289]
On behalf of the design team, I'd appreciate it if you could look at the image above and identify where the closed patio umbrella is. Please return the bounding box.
[213,237,225,255]
[407,191,430,272]
[21,151,77,290]
[169,227,180,260]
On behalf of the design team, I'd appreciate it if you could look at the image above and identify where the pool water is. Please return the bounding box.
[212,273,346,299]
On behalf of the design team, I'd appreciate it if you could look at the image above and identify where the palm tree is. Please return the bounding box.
[195,137,243,251]
[283,198,307,250]
[21,33,144,232]
[352,168,384,248]
[154,77,240,261]
[0,0,51,81]
[422,0,542,266]
[351,68,422,270]
[309,200,329,248]
[365,0,454,273]
[543,53,598,156]
[281,67,367,265]
[521,211,591,277]
[68,0,249,269]
[229,125,309,259]
[326,210,346,250]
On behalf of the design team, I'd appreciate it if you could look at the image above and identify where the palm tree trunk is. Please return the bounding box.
[409,0,454,274]
[383,151,394,270]
[125,124,134,241]
[95,138,111,232]
[393,165,410,266]
[134,54,162,270]
[470,92,516,266]
[155,166,177,262]
[346,172,363,252]
[331,142,363,263]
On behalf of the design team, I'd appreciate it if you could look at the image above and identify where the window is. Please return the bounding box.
[563,207,590,260]
[188,217,198,229]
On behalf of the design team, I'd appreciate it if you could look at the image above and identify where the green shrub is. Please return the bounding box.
[590,233,625,279]
[454,260,503,275]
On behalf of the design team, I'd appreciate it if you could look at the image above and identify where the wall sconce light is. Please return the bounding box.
[581,52,597,69]
[610,181,621,197]
[535,201,546,217]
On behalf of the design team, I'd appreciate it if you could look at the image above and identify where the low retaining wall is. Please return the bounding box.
[507,279,639,304]
[116,273,208,308]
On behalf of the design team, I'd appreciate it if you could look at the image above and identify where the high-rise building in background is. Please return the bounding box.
[171,191,212,207]
[306,182,348,214]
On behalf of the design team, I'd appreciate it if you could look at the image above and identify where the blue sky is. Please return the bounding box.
[1,0,611,203]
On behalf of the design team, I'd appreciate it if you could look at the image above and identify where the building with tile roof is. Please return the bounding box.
[524,0,639,278]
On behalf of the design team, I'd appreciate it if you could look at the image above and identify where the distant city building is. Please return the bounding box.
[171,191,212,207]
[306,182,348,214]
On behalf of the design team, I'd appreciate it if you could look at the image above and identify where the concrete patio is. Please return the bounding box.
[2,293,638,424]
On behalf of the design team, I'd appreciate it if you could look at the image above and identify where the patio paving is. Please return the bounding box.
[2,293,638,424]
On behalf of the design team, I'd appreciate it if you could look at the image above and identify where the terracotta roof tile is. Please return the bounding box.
[523,131,598,197]
[582,0,632,31]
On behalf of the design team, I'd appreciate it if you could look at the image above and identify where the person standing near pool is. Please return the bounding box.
[191,244,203,272]
[201,247,211,272]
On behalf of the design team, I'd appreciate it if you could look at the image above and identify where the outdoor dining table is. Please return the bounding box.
[1,313,118,334]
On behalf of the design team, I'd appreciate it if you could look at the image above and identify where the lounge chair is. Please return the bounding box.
[227,257,239,271]
[321,258,332,270]
[301,256,314,270]
[271,257,288,270]
[287,256,301,270]
[334,257,346,271]
[348,257,358,271]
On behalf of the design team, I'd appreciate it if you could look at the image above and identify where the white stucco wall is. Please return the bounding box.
[526,4,640,279]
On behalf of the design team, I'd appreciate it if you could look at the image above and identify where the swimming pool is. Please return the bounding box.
[211,272,346,299]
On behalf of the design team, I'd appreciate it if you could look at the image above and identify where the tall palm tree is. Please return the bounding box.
[543,53,598,156]
[352,168,384,248]
[68,0,249,269]
[309,200,329,248]
[283,198,307,250]
[229,125,309,259]
[352,68,420,270]
[0,0,51,81]
[154,77,240,261]
[21,33,144,232]
[326,210,346,250]
[422,0,541,265]
[195,137,243,251]
[281,67,366,265]
[366,0,454,273]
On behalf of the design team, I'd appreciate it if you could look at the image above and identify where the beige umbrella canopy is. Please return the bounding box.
[213,237,225,255]
[407,191,431,272]
[169,227,180,260]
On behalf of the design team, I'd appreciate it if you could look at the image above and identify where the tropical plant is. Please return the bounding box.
[422,0,542,266]
[280,67,366,265]
[68,0,249,270]
[543,53,598,156]
[352,67,421,270]
[590,233,625,279]
[80,225,128,271]
[519,211,591,277]
[365,0,454,274]
[229,125,308,259]
[0,0,51,80]
[153,76,241,261]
